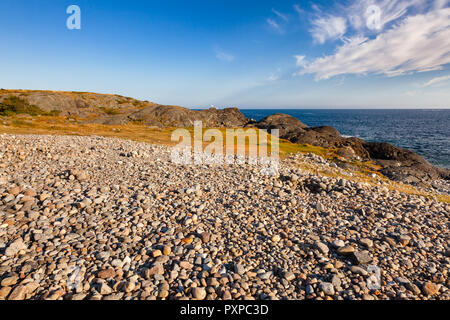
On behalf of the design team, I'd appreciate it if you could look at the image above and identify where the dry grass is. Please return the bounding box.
[0,115,178,145]
[0,116,332,158]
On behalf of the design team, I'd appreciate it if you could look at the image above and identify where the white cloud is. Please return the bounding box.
[434,0,450,9]
[422,75,450,87]
[298,8,450,80]
[353,0,428,31]
[311,0,428,40]
[310,16,347,44]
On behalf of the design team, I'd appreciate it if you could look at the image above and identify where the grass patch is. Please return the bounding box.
[11,119,35,127]
[437,194,450,204]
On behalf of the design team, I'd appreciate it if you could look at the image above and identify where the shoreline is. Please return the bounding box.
[239,108,450,170]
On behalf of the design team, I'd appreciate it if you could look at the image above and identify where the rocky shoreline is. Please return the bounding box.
[252,113,450,186]
[1,90,448,186]
[0,134,448,300]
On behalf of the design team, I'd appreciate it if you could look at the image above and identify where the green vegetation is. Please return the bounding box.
[11,119,35,127]
[0,96,60,116]
[131,100,149,109]
[98,106,119,115]
[130,119,145,125]
[47,110,62,116]
[116,98,130,105]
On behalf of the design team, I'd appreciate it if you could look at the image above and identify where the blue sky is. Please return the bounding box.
[0,0,449,108]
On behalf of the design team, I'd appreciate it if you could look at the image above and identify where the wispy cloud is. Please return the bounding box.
[294,55,307,67]
[215,48,234,62]
[267,8,290,33]
[293,4,304,16]
[311,4,322,13]
[308,0,428,43]
[310,16,347,43]
[422,75,450,87]
[266,18,281,32]
[272,9,288,21]
[297,8,450,80]
[266,74,279,81]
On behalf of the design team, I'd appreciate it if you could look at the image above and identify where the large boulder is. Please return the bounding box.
[256,113,308,134]
[255,113,308,141]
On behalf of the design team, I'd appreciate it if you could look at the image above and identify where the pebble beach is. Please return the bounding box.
[0,134,448,300]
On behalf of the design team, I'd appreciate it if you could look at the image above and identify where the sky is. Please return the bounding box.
[0,0,449,109]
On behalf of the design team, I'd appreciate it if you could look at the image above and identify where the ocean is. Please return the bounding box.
[241,109,450,169]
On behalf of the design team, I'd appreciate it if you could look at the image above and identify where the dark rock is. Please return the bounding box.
[127,106,247,128]
[256,114,449,184]
[255,113,308,138]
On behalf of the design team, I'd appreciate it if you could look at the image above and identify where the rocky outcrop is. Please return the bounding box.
[363,142,450,183]
[0,90,153,118]
[0,90,248,128]
[127,106,247,128]
[256,114,370,159]
[255,113,307,134]
[256,114,449,184]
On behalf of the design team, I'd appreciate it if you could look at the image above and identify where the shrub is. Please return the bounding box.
[98,106,119,115]
[0,96,44,116]
[0,96,62,116]
[47,110,62,116]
